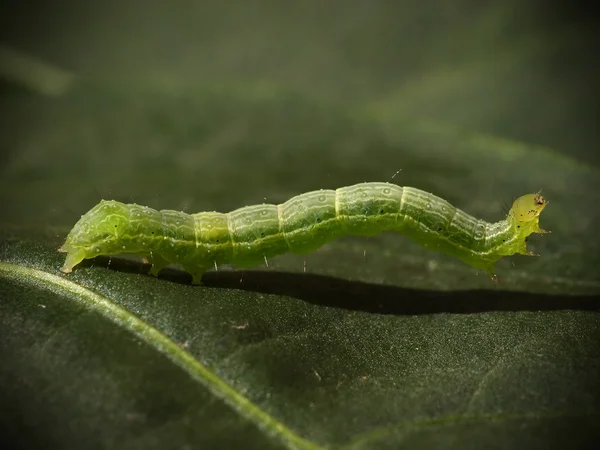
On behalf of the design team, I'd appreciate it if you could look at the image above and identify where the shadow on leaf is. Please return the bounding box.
[91,256,600,315]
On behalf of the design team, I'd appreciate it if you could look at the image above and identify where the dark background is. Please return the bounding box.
[1,0,599,165]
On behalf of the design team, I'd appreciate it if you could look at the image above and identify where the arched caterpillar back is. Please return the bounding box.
[59,182,550,284]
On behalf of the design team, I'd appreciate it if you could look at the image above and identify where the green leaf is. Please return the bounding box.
[1,2,599,449]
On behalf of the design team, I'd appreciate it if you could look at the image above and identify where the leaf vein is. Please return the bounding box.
[0,261,322,450]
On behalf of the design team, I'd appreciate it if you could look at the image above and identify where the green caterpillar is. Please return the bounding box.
[59,182,550,284]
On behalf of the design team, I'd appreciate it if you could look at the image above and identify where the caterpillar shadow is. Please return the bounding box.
[202,270,599,315]
[92,256,600,315]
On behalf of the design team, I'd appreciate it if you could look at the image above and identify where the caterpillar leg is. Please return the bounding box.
[484,264,499,283]
[190,272,205,285]
[516,239,541,257]
[148,254,170,278]
[535,227,551,234]
[523,241,540,257]
[182,265,206,285]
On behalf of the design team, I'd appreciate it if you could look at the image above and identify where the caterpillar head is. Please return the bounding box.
[509,193,548,222]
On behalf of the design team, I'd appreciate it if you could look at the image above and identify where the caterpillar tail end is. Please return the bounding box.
[59,247,87,274]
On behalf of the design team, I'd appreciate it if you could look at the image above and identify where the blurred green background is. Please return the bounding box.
[0,1,599,449]
[1,0,599,290]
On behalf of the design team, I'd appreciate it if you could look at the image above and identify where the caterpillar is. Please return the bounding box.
[59,182,550,284]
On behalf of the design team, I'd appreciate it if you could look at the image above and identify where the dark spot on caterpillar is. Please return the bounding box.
[151,231,155,234]
[216,239,220,243]
[379,209,384,214]
[437,227,442,231]
[316,218,322,223]
[503,239,506,242]
[260,232,265,237]
[114,225,117,227]
[517,225,520,228]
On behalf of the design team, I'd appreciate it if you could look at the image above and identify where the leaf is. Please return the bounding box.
[1,2,600,449]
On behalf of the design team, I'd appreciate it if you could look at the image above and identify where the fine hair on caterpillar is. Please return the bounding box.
[59,182,550,284]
